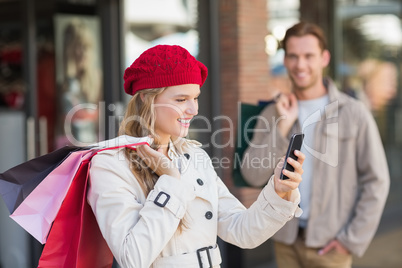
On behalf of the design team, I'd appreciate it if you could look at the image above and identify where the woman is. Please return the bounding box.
[87,45,304,268]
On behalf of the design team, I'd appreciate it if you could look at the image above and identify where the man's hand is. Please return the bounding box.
[318,239,350,255]
[276,93,299,137]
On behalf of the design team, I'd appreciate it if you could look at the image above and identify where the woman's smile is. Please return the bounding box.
[177,118,192,128]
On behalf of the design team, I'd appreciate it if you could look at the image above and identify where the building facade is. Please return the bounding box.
[0,0,400,267]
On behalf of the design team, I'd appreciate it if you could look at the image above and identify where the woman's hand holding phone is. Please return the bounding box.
[280,133,304,180]
[273,134,305,200]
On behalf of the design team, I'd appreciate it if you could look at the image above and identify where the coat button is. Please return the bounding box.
[184,153,190,159]
[197,178,204,186]
[205,211,213,220]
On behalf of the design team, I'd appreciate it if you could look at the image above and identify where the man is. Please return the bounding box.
[240,21,390,267]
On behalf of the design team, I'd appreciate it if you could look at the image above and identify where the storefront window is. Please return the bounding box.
[337,0,402,207]
[265,0,299,93]
[123,0,200,140]
[0,22,24,111]
[124,0,199,68]
[54,15,103,147]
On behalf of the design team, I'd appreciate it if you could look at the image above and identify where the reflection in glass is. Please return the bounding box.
[124,0,199,67]
[341,13,401,128]
[339,5,402,208]
[0,23,24,110]
[54,15,103,147]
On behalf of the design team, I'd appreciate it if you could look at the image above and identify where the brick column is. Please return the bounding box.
[218,1,275,266]
[237,0,271,103]
[219,0,272,195]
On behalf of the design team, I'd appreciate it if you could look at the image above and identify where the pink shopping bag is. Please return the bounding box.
[38,140,150,268]
[10,149,94,244]
[38,156,113,268]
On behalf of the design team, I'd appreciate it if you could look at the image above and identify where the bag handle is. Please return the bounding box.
[93,142,150,156]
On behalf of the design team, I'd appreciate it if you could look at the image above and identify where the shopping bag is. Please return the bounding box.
[0,145,85,214]
[233,102,271,187]
[37,138,151,268]
[38,155,113,268]
[0,135,146,215]
[10,149,95,243]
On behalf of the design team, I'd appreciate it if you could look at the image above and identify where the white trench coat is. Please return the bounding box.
[87,137,301,268]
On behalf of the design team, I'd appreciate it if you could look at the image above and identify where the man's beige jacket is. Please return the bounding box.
[241,78,390,257]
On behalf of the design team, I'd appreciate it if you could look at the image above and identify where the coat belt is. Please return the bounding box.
[152,244,221,268]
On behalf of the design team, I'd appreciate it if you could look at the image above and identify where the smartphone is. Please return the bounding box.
[280,133,304,180]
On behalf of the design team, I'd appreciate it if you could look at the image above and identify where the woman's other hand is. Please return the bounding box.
[273,150,305,200]
[136,145,180,179]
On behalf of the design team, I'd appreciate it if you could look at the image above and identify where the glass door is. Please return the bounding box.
[0,2,35,267]
[0,1,105,267]
[337,0,402,209]
[54,14,103,148]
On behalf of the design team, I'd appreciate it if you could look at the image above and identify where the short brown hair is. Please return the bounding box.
[281,21,328,52]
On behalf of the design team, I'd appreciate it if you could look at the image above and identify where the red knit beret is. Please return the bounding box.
[123,45,208,95]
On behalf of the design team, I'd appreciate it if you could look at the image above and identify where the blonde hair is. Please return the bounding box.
[118,87,164,194]
[118,87,187,231]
